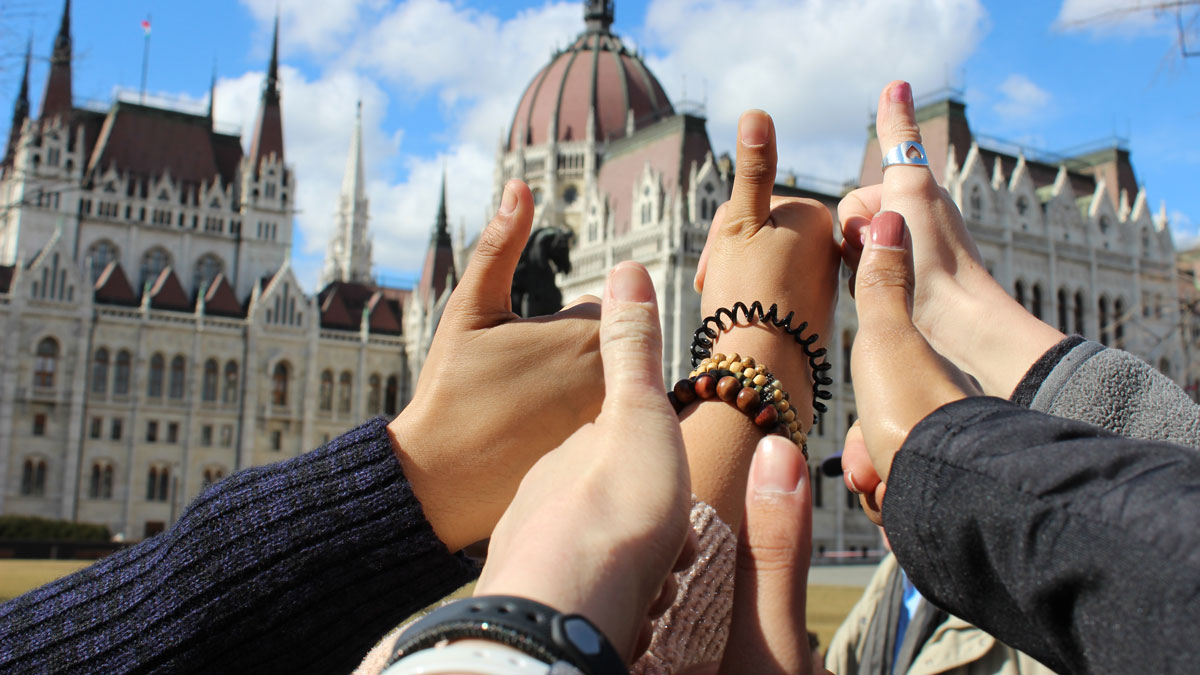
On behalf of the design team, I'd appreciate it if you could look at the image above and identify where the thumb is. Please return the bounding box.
[852,211,915,329]
[445,180,533,322]
[719,436,812,675]
[599,261,668,409]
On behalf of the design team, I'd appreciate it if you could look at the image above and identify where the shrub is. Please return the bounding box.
[0,515,111,542]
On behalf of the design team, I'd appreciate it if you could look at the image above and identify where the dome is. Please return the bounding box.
[507,6,674,152]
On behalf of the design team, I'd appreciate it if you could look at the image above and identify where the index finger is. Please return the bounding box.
[876,81,937,198]
[723,109,777,237]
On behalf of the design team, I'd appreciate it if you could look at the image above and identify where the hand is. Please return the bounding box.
[847,211,979,508]
[388,180,603,553]
[838,80,1063,398]
[687,109,841,526]
[682,436,831,675]
[474,261,693,661]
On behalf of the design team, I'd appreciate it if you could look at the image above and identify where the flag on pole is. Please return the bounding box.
[140,19,151,36]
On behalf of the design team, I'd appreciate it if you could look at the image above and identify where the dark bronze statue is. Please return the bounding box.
[511,226,574,317]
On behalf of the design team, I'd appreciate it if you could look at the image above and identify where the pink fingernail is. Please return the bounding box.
[498,182,517,216]
[870,211,906,249]
[845,469,864,495]
[739,110,770,147]
[889,81,912,104]
[610,262,653,303]
[752,436,804,494]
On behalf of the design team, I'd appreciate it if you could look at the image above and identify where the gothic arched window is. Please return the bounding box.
[34,337,59,389]
[1014,280,1026,309]
[21,457,47,496]
[139,247,172,290]
[91,347,110,394]
[1113,298,1125,348]
[1098,296,1110,346]
[272,362,290,407]
[87,240,119,282]
[114,350,132,395]
[223,361,239,404]
[969,186,983,221]
[368,374,382,414]
[319,370,334,411]
[148,353,165,398]
[1057,288,1069,334]
[1074,290,1086,335]
[202,358,219,402]
[168,355,186,399]
[1031,284,1043,321]
[338,371,353,414]
[385,375,399,416]
[192,254,224,292]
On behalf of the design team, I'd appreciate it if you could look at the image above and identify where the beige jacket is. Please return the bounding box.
[825,555,1055,675]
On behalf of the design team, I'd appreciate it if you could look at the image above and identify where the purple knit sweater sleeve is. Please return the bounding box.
[0,417,479,674]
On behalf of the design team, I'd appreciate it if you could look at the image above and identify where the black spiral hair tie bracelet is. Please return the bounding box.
[689,301,832,426]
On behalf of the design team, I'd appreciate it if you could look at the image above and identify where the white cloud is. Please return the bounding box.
[1055,0,1166,35]
[993,74,1053,121]
[1172,209,1200,250]
[640,0,989,180]
[240,0,384,55]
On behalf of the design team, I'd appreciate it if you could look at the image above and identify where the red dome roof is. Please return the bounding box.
[508,28,674,152]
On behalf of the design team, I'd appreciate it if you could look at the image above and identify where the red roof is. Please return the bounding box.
[508,30,673,151]
[317,281,407,334]
[85,102,242,188]
[92,262,138,306]
[148,267,191,312]
[202,273,243,317]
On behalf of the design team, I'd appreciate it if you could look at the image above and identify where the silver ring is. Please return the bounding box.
[881,141,929,169]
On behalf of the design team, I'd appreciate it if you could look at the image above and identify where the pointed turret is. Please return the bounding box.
[3,39,31,169]
[207,63,217,125]
[248,14,285,172]
[416,172,457,304]
[40,0,73,121]
[320,101,373,286]
[585,0,614,33]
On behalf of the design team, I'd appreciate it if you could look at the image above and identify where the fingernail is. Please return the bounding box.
[692,270,701,293]
[889,81,912,104]
[610,262,653,303]
[739,110,770,148]
[498,182,517,216]
[870,211,906,249]
[845,469,864,495]
[752,436,804,494]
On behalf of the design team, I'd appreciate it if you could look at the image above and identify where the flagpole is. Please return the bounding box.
[139,14,151,104]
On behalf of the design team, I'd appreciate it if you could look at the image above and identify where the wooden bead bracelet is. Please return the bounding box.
[668,352,808,459]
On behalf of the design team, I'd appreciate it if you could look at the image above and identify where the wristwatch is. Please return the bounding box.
[389,595,628,675]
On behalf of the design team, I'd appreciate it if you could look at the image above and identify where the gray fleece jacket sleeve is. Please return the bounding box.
[1009,335,1200,448]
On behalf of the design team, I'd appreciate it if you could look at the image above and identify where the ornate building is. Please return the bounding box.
[0,3,427,539]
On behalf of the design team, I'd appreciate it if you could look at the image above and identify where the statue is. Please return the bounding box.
[511,226,574,317]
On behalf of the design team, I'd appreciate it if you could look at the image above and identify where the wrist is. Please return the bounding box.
[387,410,473,553]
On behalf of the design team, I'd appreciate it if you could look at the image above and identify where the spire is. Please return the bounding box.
[4,39,31,169]
[40,0,73,121]
[584,0,614,33]
[319,101,373,287]
[207,62,217,124]
[249,13,285,170]
[417,173,457,303]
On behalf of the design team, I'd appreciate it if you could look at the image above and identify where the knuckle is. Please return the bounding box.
[737,533,802,574]
[855,264,914,296]
[886,116,922,143]
[737,156,774,185]
[473,220,508,260]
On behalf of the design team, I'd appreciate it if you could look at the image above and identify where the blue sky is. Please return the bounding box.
[5,0,1198,291]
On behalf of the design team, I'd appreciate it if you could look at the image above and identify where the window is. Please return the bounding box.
[1114,298,1125,348]
[1016,195,1029,216]
[114,350,132,395]
[90,416,103,439]
[969,186,983,220]
[146,465,170,501]
[812,466,823,508]
[32,413,46,436]
[1074,291,1085,335]
[21,458,47,496]
[202,467,226,490]
[272,362,290,407]
[139,247,172,290]
[1057,289,1069,334]
[89,462,114,499]
[148,353,165,397]
[319,370,334,411]
[846,488,858,509]
[270,430,282,451]
[221,424,233,447]
[91,348,110,394]
[111,418,124,441]
[1014,281,1026,309]
[34,337,58,388]
[168,355,186,399]
[192,254,223,292]
[223,361,239,404]
[167,422,179,444]
[146,420,159,443]
[86,240,119,282]
[385,375,399,416]
[817,412,825,437]
[841,331,853,383]
[202,359,219,402]
[368,374,381,414]
[1098,296,1110,346]
[1031,284,1043,321]
[338,371,352,414]
[200,425,213,446]
[144,521,166,538]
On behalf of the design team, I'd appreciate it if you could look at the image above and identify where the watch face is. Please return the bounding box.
[562,616,602,656]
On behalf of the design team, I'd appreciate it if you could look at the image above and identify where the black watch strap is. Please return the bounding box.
[389,595,628,675]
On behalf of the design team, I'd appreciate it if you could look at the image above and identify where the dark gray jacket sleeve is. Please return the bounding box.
[884,397,1200,675]
[1010,336,1200,448]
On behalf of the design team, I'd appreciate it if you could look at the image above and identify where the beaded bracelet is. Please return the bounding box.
[668,353,808,459]
[690,301,833,426]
